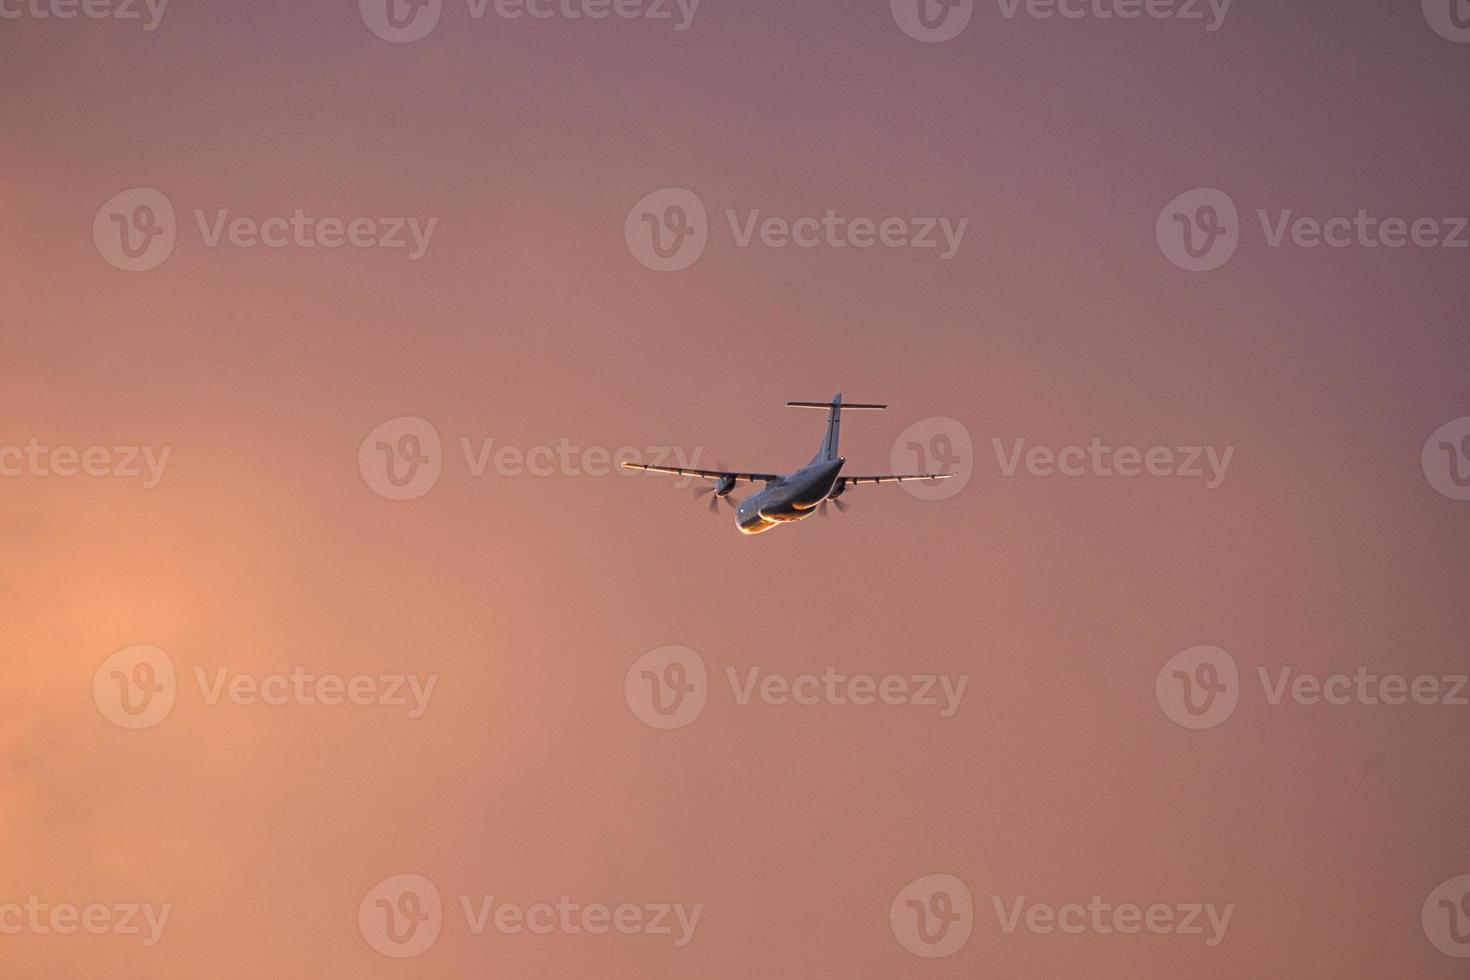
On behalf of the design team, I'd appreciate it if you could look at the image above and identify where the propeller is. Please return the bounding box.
[818,497,849,518]
[691,465,737,516]
[694,483,736,513]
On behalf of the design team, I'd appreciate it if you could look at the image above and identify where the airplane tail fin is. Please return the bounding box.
[786,394,887,463]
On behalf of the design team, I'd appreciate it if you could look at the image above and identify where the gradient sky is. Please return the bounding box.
[3,0,1469,976]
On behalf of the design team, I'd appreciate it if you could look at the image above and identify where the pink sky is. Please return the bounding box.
[3,1,1469,976]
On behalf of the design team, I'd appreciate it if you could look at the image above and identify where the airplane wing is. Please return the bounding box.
[621,462,779,483]
[842,473,956,486]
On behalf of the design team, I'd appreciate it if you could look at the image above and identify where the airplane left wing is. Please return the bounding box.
[621,462,779,483]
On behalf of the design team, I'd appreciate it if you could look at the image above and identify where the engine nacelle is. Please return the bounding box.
[714,474,737,496]
[828,477,848,500]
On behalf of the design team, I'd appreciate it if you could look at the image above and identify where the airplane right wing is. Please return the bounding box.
[841,473,956,486]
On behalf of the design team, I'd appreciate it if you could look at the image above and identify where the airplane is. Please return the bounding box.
[621,394,954,534]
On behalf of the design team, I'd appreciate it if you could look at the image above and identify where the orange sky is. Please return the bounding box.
[3,1,1470,976]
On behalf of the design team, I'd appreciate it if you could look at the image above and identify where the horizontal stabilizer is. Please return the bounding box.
[786,401,886,410]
